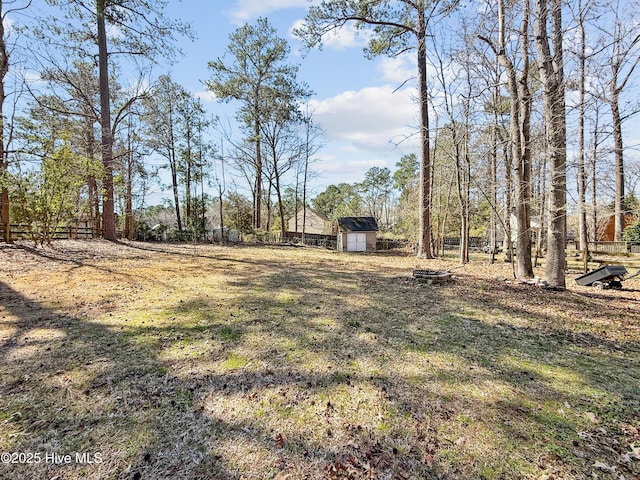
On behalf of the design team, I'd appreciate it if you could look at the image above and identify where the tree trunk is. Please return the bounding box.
[536,0,567,288]
[218,141,225,244]
[0,0,10,243]
[577,0,589,262]
[591,107,601,242]
[489,88,499,264]
[265,177,273,232]
[185,128,192,230]
[504,122,514,270]
[274,168,286,240]
[167,103,182,232]
[254,120,262,230]
[489,0,533,278]
[416,4,433,258]
[610,89,625,241]
[125,167,134,240]
[514,0,533,279]
[97,0,116,241]
[302,117,311,242]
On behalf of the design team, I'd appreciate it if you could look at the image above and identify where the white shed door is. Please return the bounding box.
[347,232,367,252]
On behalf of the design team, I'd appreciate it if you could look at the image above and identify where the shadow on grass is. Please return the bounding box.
[1,244,639,479]
[0,276,447,479]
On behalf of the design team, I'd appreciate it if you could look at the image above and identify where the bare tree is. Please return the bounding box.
[572,0,591,265]
[480,0,535,279]
[432,37,473,264]
[535,0,567,288]
[299,105,324,242]
[40,0,191,240]
[595,0,640,240]
[1,0,32,242]
[144,76,189,232]
[208,18,308,232]
[295,0,460,259]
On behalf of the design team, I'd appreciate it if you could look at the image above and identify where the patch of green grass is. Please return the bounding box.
[218,326,243,341]
[222,352,249,370]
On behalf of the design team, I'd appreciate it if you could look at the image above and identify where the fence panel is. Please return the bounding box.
[0,224,98,241]
[588,241,638,254]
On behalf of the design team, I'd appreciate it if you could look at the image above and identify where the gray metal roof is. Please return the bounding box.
[337,216,379,232]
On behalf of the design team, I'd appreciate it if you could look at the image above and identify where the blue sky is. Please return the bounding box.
[12,0,638,205]
[161,0,421,196]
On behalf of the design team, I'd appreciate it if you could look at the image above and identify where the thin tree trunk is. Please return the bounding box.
[534,149,547,266]
[577,0,589,264]
[254,119,262,230]
[125,121,134,240]
[274,169,285,239]
[504,139,514,270]
[185,128,192,231]
[591,108,600,242]
[481,0,533,278]
[489,93,499,264]
[265,177,273,232]
[0,0,8,242]
[167,102,182,232]
[610,89,625,241]
[302,116,311,242]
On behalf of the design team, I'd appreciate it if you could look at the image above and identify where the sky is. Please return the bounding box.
[160,0,422,198]
[11,0,639,206]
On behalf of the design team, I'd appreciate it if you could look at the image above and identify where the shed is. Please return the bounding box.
[337,217,378,252]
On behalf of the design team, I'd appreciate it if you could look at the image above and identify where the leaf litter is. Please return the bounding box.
[0,240,638,479]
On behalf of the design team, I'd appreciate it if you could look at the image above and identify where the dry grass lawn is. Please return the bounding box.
[0,240,639,480]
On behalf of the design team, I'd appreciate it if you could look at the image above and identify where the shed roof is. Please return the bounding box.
[337,216,378,232]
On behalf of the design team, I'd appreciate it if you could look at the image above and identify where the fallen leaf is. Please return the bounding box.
[593,461,616,473]
[585,412,598,424]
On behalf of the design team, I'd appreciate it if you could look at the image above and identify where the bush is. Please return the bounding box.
[623,222,640,242]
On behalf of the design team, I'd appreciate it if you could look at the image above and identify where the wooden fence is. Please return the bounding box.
[588,241,640,254]
[0,223,98,241]
[442,237,485,248]
[282,231,337,248]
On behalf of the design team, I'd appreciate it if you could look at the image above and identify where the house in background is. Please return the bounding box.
[337,216,378,252]
[597,213,636,241]
[287,208,334,235]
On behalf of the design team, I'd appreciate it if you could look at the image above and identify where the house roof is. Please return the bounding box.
[300,207,330,222]
[337,216,378,232]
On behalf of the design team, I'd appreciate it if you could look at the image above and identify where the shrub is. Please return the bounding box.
[623,221,640,242]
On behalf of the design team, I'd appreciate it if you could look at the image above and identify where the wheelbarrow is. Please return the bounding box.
[574,265,639,290]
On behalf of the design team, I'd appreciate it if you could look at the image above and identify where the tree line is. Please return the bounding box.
[295,0,640,288]
[0,3,321,246]
[1,0,640,290]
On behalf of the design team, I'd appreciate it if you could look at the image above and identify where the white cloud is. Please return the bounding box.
[310,153,389,187]
[194,90,218,103]
[318,22,372,51]
[310,85,419,153]
[316,158,387,175]
[3,16,15,35]
[23,71,43,84]
[106,24,123,40]
[376,54,416,84]
[228,0,309,24]
[304,84,421,185]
